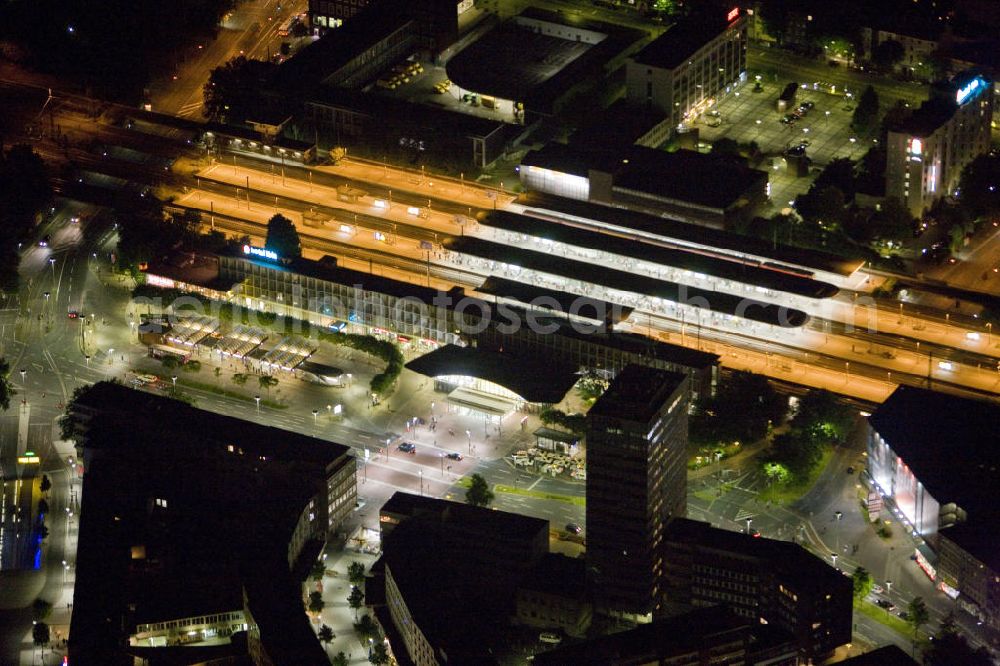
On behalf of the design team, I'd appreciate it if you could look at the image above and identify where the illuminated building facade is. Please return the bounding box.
[625,7,747,131]
[867,386,1000,629]
[885,70,993,217]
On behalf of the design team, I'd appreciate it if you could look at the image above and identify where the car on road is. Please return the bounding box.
[446,452,463,461]
[876,599,896,611]
[398,442,416,454]
[67,310,80,319]
[786,145,806,156]
[802,101,815,110]
[781,114,797,124]
[898,610,909,620]
[871,584,884,594]
[565,523,582,534]
[846,466,855,474]
[39,234,50,247]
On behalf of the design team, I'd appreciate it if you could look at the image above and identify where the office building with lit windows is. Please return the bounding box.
[625,7,747,132]
[885,69,993,217]
[586,366,689,620]
[660,518,853,660]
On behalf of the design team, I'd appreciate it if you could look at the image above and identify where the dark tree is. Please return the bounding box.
[369,642,390,665]
[465,473,495,507]
[354,614,378,640]
[692,371,787,445]
[958,154,1000,221]
[318,624,335,651]
[813,158,857,201]
[791,389,856,444]
[924,613,992,666]
[795,186,848,228]
[852,85,880,130]
[311,560,326,581]
[710,138,742,157]
[851,566,873,601]
[867,197,915,243]
[347,585,365,619]
[265,214,302,260]
[0,358,16,411]
[308,590,325,614]
[348,561,367,586]
[32,621,49,646]
[873,39,905,70]
[203,56,276,123]
[767,430,823,479]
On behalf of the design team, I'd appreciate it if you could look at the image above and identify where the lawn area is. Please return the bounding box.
[453,476,585,506]
[855,600,927,643]
[168,375,287,409]
[758,445,834,505]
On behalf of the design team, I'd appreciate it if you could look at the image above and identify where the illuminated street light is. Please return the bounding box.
[255,395,261,413]
[312,409,319,424]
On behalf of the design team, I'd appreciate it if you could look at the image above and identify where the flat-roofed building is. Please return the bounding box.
[885,69,993,217]
[587,366,689,620]
[626,8,747,132]
[867,385,1000,628]
[661,518,853,660]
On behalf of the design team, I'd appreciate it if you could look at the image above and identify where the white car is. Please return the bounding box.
[871,584,884,594]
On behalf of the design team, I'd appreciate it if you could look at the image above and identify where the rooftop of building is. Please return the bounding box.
[837,645,918,665]
[890,70,991,137]
[869,385,1000,569]
[478,209,838,299]
[477,275,634,324]
[475,299,720,368]
[380,491,549,542]
[445,7,641,113]
[518,552,588,600]
[663,517,852,593]
[533,605,749,665]
[405,343,579,403]
[72,381,351,468]
[306,85,511,138]
[522,143,768,212]
[519,191,865,278]
[69,384,339,664]
[568,99,667,153]
[631,9,743,71]
[588,365,687,423]
[269,2,414,95]
[443,235,810,328]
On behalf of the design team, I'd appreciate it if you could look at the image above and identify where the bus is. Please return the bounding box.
[149,344,191,364]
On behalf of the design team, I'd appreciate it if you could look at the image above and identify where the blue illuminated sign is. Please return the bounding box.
[243,244,278,261]
[956,77,984,105]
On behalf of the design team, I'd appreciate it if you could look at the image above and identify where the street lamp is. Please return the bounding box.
[255,395,261,413]
[831,553,838,567]
[886,580,892,594]
[835,510,843,552]
[312,409,319,424]
[19,368,25,383]
[440,452,445,476]
[170,375,177,388]
[745,517,753,534]
[466,429,471,453]
[419,469,424,496]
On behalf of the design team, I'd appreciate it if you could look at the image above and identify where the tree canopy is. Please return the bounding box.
[465,473,495,508]
[203,56,276,123]
[0,145,51,290]
[873,39,904,70]
[691,371,786,445]
[264,213,302,260]
[924,612,992,666]
[851,566,873,601]
[852,85,880,130]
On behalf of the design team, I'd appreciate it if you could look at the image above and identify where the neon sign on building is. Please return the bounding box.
[956,77,984,105]
[727,7,740,22]
[243,245,279,261]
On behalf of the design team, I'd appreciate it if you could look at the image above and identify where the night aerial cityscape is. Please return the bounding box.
[1,0,1000,664]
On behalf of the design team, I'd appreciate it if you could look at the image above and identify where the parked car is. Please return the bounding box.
[398,442,416,454]
[565,523,583,535]
[446,452,463,461]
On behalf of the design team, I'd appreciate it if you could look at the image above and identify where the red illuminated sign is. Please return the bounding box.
[727,7,740,21]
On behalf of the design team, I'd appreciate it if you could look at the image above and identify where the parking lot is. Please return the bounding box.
[695,79,882,209]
